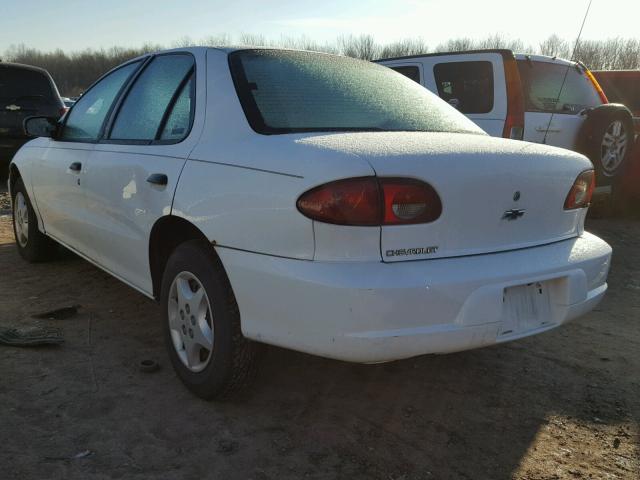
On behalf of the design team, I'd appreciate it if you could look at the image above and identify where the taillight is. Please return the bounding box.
[584,68,608,104]
[502,55,525,140]
[297,177,442,226]
[564,170,595,210]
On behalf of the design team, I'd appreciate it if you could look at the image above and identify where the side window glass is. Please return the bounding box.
[391,66,421,83]
[433,61,494,114]
[61,61,140,141]
[110,54,194,141]
[160,75,194,141]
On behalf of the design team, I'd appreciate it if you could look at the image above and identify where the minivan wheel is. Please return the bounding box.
[160,240,260,400]
[11,178,56,262]
[600,119,628,177]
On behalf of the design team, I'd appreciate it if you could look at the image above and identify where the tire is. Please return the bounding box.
[160,239,260,400]
[577,104,634,186]
[11,177,56,262]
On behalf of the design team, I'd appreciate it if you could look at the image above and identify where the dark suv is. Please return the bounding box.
[1,62,65,179]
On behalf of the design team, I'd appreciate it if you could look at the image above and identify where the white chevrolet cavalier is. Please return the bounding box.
[9,47,612,399]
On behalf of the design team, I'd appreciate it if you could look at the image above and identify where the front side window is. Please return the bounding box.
[110,54,194,141]
[433,61,494,114]
[517,60,602,114]
[61,61,141,141]
[229,50,483,135]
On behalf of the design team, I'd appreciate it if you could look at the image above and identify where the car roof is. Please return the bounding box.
[0,61,53,76]
[513,53,575,66]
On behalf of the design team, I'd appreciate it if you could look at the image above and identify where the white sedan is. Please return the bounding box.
[9,47,611,399]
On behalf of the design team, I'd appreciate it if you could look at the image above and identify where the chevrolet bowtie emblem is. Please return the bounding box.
[5,104,21,111]
[502,209,526,221]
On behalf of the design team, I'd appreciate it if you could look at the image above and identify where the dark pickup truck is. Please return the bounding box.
[1,62,66,179]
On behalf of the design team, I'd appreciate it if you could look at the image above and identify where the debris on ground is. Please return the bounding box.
[44,450,94,462]
[0,326,64,347]
[139,359,160,373]
[32,305,80,320]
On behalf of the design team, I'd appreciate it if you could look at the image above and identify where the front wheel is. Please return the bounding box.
[11,178,56,262]
[160,240,260,400]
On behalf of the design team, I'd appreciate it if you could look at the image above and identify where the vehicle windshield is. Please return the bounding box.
[229,49,485,135]
[517,60,602,114]
[0,67,55,107]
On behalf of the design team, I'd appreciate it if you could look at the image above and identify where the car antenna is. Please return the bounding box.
[542,0,592,144]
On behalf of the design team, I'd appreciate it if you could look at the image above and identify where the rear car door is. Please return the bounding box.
[517,58,604,149]
[30,61,142,254]
[83,51,204,294]
[381,52,509,137]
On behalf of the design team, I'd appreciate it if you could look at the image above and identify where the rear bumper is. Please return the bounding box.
[218,232,611,363]
[0,138,25,177]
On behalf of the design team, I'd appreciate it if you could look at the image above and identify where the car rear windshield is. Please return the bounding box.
[229,49,484,135]
[0,66,56,107]
[517,60,602,114]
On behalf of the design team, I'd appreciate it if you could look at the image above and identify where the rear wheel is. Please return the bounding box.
[11,178,56,262]
[160,240,260,400]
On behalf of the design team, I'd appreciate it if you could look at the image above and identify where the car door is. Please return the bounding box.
[518,58,603,148]
[82,51,205,294]
[30,60,142,254]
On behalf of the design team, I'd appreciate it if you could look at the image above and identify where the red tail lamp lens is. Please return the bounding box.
[297,177,442,226]
[564,170,595,210]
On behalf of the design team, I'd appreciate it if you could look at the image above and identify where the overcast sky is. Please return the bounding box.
[1,0,638,52]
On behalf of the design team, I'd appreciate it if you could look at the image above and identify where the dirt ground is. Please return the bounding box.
[0,186,638,480]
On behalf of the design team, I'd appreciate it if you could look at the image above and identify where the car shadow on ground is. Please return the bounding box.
[0,219,638,479]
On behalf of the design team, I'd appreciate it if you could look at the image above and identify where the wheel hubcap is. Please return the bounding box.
[601,120,627,176]
[13,192,29,248]
[168,271,214,373]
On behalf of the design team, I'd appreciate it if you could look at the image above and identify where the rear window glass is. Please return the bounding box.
[0,66,55,106]
[229,49,483,135]
[390,66,421,83]
[433,61,494,114]
[517,60,602,114]
[593,73,640,114]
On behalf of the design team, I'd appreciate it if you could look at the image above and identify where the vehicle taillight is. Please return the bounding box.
[584,68,608,104]
[297,177,442,226]
[502,55,525,140]
[564,170,595,210]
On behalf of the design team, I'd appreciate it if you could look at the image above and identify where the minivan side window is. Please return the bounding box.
[390,66,421,84]
[60,61,141,142]
[433,61,494,114]
[109,54,194,142]
[517,61,602,114]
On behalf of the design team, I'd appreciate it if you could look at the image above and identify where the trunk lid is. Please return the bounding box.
[298,132,592,262]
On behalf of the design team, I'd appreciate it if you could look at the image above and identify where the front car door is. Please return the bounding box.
[30,60,143,254]
[82,50,205,294]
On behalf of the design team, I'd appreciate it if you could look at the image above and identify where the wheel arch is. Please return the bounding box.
[149,215,216,301]
[8,163,22,196]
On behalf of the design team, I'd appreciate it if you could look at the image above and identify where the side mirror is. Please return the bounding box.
[24,116,58,138]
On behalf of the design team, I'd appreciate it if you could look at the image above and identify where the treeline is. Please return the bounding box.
[3,34,639,96]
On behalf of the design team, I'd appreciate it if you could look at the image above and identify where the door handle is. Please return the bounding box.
[146,173,168,186]
[535,126,561,133]
[69,162,82,172]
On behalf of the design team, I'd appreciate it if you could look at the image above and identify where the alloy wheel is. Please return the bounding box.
[14,192,29,248]
[167,271,214,373]
[600,120,627,176]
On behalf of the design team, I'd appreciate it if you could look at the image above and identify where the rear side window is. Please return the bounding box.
[433,61,494,114]
[160,75,194,141]
[390,66,421,83]
[517,60,602,114]
[110,54,194,142]
[0,67,55,107]
[61,61,141,141]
